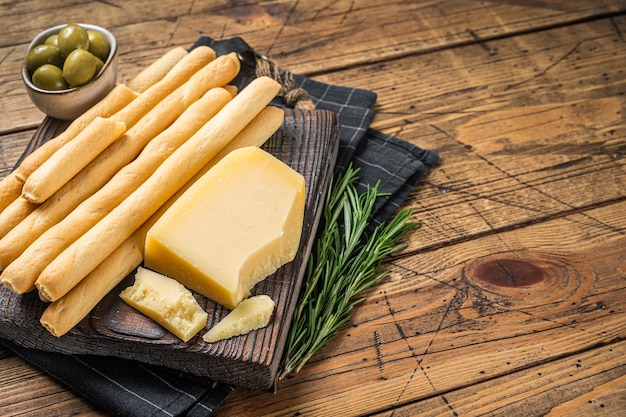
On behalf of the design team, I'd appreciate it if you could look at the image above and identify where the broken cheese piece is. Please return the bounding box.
[119,267,208,342]
[145,146,305,309]
[203,295,275,343]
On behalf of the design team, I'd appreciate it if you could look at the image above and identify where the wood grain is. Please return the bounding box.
[311,14,626,254]
[545,372,626,417]
[1,0,625,416]
[373,341,626,416]
[0,353,108,417]
[2,1,626,132]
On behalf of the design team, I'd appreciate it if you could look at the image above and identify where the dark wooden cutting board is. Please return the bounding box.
[0,108,339,390]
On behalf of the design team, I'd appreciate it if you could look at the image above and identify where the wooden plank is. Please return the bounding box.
[545,372,626,416]
[216,199,626,416]
[0,131,32,179]
[234,0,626,74]
[370,341,626,416]
[312,15,626,253]
[3,0,624,69]
[0,355,107,416]
[0,0,250,45]
[1,0,624,133]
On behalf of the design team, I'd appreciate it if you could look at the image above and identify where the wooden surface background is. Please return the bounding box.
[1,1,625,416]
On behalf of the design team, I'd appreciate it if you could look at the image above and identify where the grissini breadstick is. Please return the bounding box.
[127,46,188,93]
[35,76,281,302]
[12,84,138,182]
[38,104,284,337]
[39,222,148,337]
[0,54,240,276]
[223,85,238,96]
[109,46,216,128]
[0,173,24,213]
[0,196,35,240]
[22,117,127,203]
[211,105,284,160]
[0,88,232,282]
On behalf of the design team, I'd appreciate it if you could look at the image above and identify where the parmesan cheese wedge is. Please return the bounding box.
[119,267,208,342]
[203,295,275,343]
[144,146,306,309]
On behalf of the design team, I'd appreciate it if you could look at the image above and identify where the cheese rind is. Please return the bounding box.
[203,295,275,343]
[144,146,305,309]
[119,267,208,342]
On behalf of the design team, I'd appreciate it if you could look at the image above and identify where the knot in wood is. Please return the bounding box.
[473,259,544,288]
[459,252,595,320]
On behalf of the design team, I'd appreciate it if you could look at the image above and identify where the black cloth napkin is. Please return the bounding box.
[1,37,439,416]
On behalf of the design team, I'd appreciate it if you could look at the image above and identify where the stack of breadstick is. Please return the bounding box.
[0,45,285,337]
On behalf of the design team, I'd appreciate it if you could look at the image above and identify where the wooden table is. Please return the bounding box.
[2,1,625,416]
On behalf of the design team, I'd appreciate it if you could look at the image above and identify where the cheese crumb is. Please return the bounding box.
[120,267,208,342]
[203,295,275,343]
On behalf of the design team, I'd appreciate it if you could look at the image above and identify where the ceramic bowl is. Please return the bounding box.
[21,23,118,120]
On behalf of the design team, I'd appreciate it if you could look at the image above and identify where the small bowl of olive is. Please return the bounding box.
[21,23,118,120]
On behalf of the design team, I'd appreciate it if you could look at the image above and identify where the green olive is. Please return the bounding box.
[63,49,98,87]
[87,30,110,61]
[32,64,69,91]
[44,34,59,47]
[94,55,104,75]
[57,23,90,57]
[25,44,63,73]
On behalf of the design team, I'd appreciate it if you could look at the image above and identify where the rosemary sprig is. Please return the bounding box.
[279,164,419,378]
